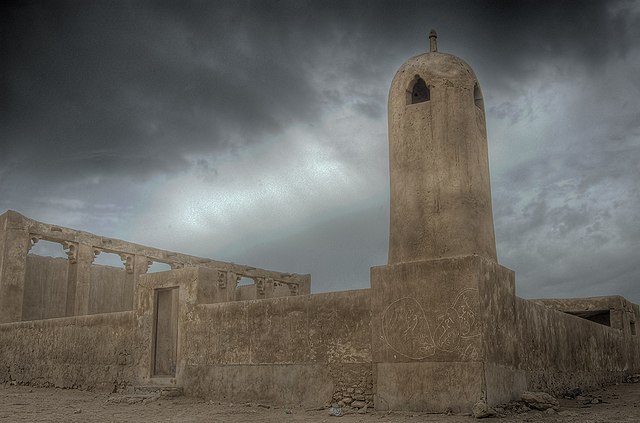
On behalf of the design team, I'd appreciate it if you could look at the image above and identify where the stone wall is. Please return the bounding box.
[514,297,639,393]
[88,265,130,314]
[23,256,68,320]
[479,259,640,402]
[21,256,134,319]
[181,288,372,408]
[0,312,137,391]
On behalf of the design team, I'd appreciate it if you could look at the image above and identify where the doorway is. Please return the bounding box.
[153,287,179,377]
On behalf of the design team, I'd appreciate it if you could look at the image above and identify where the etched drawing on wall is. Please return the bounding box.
[381,288,481,360]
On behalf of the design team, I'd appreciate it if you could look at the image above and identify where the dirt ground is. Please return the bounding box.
[1,382,639,422]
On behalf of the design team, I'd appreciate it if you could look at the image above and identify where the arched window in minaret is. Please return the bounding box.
[473,83,484,109]
[408,76,430,104]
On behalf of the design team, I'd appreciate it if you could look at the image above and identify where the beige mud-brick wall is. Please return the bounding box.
[22,256,68,320]
[0,312,138,390]
[181,288,372,408]
[514,298,640,393]
[88,265,131,314]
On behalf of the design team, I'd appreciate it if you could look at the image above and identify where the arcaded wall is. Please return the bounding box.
[0,312,137,390]
[21,256,133,319]
[0,210,311,324]
[181,289,372,407]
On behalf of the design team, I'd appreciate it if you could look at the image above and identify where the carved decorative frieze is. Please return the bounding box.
[256,277,265,295]
[217,270,227,288]
[28,235,42,252]
[92,248,102,263]
[119,254,134,274]
[229,273,241,288]
[63,241,78,264]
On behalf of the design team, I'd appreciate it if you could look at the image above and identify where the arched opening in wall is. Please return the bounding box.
[90,250,129,314]
[474,83,484,109]
[237,277,254,287]
[24,239,68,320]
[29,239,67,259]
[407,76,430,104]
[147,261,172,273]
[236,276,256,301]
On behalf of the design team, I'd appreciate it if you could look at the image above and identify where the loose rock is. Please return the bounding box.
[329,405,343,417]
[472,400,494,419]
[520,391,559,411]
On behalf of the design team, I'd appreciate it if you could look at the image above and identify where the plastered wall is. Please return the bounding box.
[514,297,639,392]
[181,287,373,407]
[21,256,134,319]
[22,256,68,320]
[479,262,640,401]
[88,265,130,314]
[0,312,137,390]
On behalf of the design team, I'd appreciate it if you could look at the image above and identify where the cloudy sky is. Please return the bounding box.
[2,1,639,302]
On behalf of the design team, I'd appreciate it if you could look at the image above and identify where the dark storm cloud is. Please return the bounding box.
[3,0,637,180]
[1,0,322,181]
[1,0,639,300]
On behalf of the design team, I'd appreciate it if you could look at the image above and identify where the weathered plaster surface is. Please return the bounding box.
[388,52,496,264]
[0,312,137,390]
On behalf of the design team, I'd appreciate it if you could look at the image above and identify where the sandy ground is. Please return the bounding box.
[1,382,639,422]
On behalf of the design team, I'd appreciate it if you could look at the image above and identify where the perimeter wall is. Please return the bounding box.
[1,211,639,412]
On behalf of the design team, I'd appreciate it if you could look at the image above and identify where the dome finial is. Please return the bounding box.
[429,29,438,52]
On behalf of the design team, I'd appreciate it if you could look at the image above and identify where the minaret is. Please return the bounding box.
[372,33,518,414]
[387,30,497,264]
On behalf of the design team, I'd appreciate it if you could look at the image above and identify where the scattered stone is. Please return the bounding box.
[142,396,159,404]
[564,387,582,399]
[328,405,343,417]
[591,398,600,404]
[545,408,556,415]
[519,404,531,413]
[357,405,367,414]
[342,397,353,405]
[73,409,82,414]
[626,374,640,383]
[350,400,366,409]
[576,395,587,402]
[520,391,559,411]
[472,400,494,419]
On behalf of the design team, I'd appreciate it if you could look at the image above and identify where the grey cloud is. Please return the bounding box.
[1,0,639,303]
